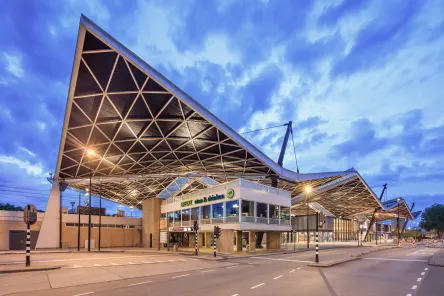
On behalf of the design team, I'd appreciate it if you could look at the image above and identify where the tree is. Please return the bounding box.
[0,203,24,211]
[419,204,444,239]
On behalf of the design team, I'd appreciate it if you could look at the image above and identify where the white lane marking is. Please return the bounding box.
[248,261,260,265]
[406,294,412,296]
[111,263,120,266]
[251,257,312,263]
[202,270,215,273]
[273,275,283,280]
[289,269,296,273]
[33,255,169,263]
[421,272,425,275]
[172,274,190,279]
[232,294,239,296]
[297,267,302,270]
[412,285,418,290]
[73,292,94,296]
[142,261,152,264]
[128,262,136,265]
[127,281,152,287]
[93,264,102,267]
[425,268,429,270]
[250,283,265,289]
[73,265,82,268]
[169,259,175,262]
[156,260,164,263]
[227,265,238,268]
[362,258,427,262]
[179,259,187,261]
[417,278,422,282]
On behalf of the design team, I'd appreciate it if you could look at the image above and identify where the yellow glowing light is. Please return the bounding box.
[305,186,312,193]
[86,149,96,156]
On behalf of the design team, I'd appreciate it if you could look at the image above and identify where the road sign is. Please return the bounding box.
[24,204,37,225]
[160,231,167,243]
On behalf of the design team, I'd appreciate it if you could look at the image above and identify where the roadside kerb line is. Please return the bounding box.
[127,281,152,287]
[73,292,94,296]
[251,257,311,263]
[250,283,265,289]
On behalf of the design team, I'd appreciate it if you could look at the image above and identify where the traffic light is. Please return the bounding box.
[214,226,221,239]
[193,220,199,231]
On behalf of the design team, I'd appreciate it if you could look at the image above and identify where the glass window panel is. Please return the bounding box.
[202,205,211,219]
[167,212,174,223]
[191,207,200,221]
[212,203,223,218]
[241,200,254,216]
[270,204,279,219]
[226,200,239,217]
[280,207,290,220]
[181,209,191,222]
[257,202,268,218]
[174,210,181,222]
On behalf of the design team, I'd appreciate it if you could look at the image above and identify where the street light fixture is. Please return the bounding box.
[397,198,401,244]
[305,186,312,249]
[85,148,95,252]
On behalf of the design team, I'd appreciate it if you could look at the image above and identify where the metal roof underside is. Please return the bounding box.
[55,16,405,215]
[374,198,415,222]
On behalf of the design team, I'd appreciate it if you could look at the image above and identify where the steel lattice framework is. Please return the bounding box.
[54,16,415,221]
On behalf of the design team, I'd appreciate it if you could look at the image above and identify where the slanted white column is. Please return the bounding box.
[36,182,60,249]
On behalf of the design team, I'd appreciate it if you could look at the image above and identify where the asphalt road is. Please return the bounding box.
[3,246,443,296]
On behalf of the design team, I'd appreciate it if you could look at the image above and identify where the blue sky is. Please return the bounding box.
[0,0,443,220]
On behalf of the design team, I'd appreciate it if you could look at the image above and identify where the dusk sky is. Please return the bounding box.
[0,0,443,219]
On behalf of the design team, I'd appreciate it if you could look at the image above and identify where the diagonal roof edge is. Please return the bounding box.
[380,197,415,220]
[75,15,294,179]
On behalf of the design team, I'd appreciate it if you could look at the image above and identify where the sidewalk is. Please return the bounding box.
[428,248,444,267]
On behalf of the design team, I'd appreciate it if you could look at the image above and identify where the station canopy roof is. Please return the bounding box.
[56,16,414,219]
[373,198,415,222]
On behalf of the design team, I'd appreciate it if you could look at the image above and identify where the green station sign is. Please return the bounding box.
[180,189,235,207]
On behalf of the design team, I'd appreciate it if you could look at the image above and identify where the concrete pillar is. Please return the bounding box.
[235,231,242,251]
[217,229,233,254]
[248,231,256,252]
[266,232,281,250]
[36,182,60,249]
[142,198,161,248]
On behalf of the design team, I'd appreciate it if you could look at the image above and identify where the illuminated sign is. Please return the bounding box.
[180,192,230,207]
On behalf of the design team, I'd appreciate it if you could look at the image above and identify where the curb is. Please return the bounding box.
[307,246,397,268]
[428,249,444,267]
[0,266,61,274]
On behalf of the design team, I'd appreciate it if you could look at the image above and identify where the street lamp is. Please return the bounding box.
[397,198,401,244]
[86,148,95,252]
[305,186,312,249]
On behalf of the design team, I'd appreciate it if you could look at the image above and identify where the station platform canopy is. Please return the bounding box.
[372,198,416,222]
[56,16,414,221]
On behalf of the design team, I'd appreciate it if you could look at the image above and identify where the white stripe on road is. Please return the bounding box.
[142,261,152,264]
[362,258,427,262]
[128,262,136,265]
[250,283,265,289]
[73,292,94,296]
[227,265,238,268]
[425,268,428,270]
[421,272,425,275]
[172,274,190,279]
[73,265,82,268]
[406,294,412,296]
[127,281,152,287]
[156,260,164,263]
[273,275,283,279]
[412,285,417,290]
[417,278,422,282]
[202,270,215,273]
[111,263,120,266]
[289,270,296,273]
[93,264,102,267]
[297,267,302,270]
[251,257,311,263]
[232,294,239,296]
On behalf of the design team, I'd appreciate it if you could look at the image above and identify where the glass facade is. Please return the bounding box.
[167,212,174,226]
[212,203,223,218]
[174,210,181,226]
[280,206,291,225]
[182,209,191,226]
[269,204,279,224]
[191,207,200,221]
[225,200,239,223]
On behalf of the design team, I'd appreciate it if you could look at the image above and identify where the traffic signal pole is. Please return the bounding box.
[315,213,319,263]
[213,232,216,257]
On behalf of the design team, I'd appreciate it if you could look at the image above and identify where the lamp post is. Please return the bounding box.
[86,148,95,252]
[397,198,401,243]
[375,213,379,245]
[305,186,312,249]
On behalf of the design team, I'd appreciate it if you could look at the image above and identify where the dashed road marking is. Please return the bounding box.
[73,265,82,268]
[417,278,422,282]
[421,272,425,275]
[156,260,164,263]
[142,261,152,264]
[93,264,102,267]
[202,270,215,273]
[227,265,238,268]
[172,274,190,279]
[412,285,417,290]
[128,262,137,265]
[232,294,239,296]
[127,281,152,287]
[425,268,428,270]
[250,283,265,289]
[289,269,296,273]
[73,292,94,296]
[111,263,120,266]
[406,294,412,296]
[297,267,302,270]
[273,275,283,280]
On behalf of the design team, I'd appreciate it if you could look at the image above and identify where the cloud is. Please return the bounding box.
[3,53,24,78]
[0,155,44,176]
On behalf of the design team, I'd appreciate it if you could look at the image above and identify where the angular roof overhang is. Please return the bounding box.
[374,198,415,222]
[55,16,412,214]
